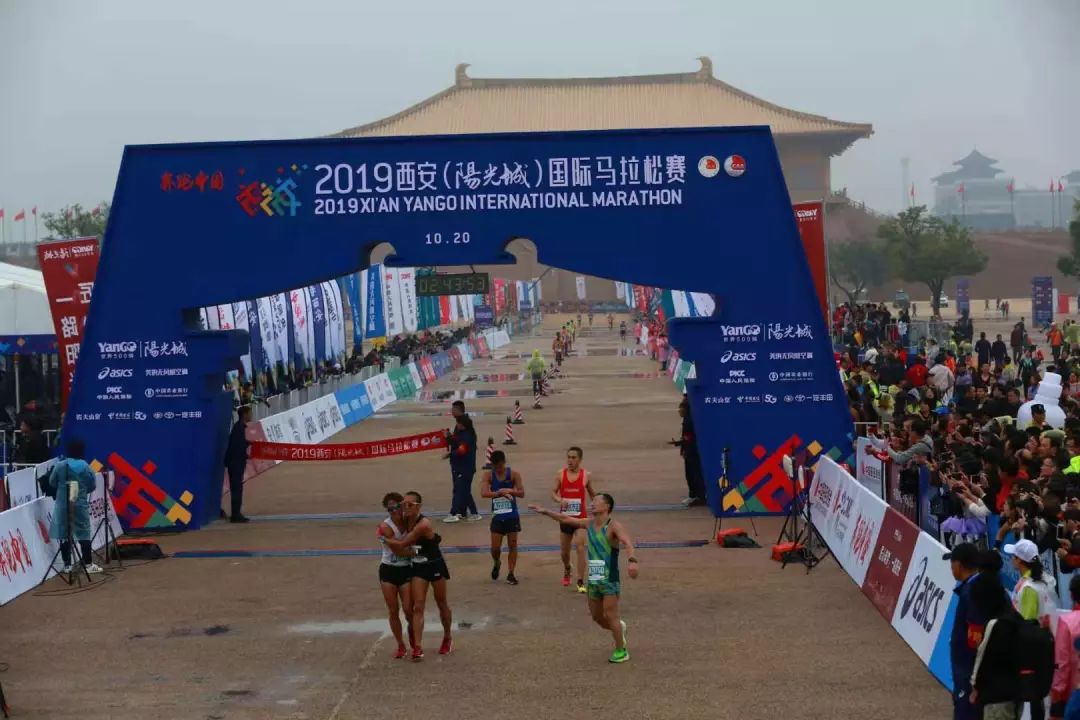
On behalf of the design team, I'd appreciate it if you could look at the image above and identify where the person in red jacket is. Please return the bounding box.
[905,356,929,388]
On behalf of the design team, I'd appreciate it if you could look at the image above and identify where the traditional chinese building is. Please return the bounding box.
[334,58,873,301]
[932,149,1015,230]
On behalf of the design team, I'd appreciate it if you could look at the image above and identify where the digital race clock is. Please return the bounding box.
[414,272,490,296]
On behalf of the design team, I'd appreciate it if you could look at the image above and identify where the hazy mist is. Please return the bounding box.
[1,0,1077,219]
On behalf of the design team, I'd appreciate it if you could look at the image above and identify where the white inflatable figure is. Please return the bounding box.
[1017,371,1066,429]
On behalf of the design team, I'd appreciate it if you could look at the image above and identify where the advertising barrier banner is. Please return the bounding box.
[250,429,447,462]
[0,470,123,606]
[335,383,373,427]
[36,237,100,409]
[855,437,886,499]
[811,457,955,691]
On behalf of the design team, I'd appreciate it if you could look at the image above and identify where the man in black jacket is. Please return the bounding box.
[14,419,49,465]
[224,406,251,523]
[671,397,706,507]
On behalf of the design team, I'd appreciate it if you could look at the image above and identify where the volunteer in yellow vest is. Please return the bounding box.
[527,350,546,395]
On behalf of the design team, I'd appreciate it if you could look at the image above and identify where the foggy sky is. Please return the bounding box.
[1,0,1077,222]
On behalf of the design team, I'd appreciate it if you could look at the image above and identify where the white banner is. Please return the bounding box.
[289,289,310,368]
[321,281,344,360]
[269,293,291,370]
[206,306,221,330]
[0,470,123,605]
[575,275,586,300]
[671,291,691,318]
[450,294,460,324]
[890,531,954,664]
[198,307,209,330]
[382,267,404,337]
[812,457,888,587]
[218,304,235,331]
[689,292,715,317]
[303,287,317,365]
[257,297,278,370]
[407,362,424,389]
[398,268,419,333]
[231,301,252,380]
[5,458,56,507]
[855,437,886,499]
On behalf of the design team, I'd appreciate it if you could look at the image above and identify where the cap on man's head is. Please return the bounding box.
[1032,404,1046,415]
[1004,538,1039,563]
[942,542,979,568]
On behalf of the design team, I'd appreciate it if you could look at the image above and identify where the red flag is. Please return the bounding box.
[31,206,36,216]
[1007,182,1014,194]
[957,183,965,195]
[1051,178,1056,192]
[909,183,915,198]
[1059,181,1065,193]
[0,208,5,219]
[13,209,25,222]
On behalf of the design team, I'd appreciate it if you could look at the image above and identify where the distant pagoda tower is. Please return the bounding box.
[932,149,1014,230]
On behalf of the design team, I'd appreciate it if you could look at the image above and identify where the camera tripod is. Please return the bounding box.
[777,462,832,573]
[40,479,93,588]
[712,447,759,538]
[91,472,123,570]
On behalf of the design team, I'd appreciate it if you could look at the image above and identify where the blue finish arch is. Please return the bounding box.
[68,126,852,529]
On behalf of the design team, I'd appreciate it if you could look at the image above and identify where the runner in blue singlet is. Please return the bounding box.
[480,450,525,585]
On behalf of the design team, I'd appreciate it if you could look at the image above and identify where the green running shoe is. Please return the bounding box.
[608,648,630,664]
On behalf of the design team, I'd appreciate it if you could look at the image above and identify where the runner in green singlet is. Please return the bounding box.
[529,492,639,663]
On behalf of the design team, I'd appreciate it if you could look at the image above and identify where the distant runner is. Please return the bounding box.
[384,491,454,661]
[619,320,627,342]
[480,451,524,585]
[376,492,414,658]
[553,331,564,368]
[608,314,614,331]
[551,446,596,593]
[530,492,639,663]
[588,312,594,328]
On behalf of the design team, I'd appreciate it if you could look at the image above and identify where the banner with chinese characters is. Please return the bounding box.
[792,201,827,321]
[36,237,100,409]
[575,275,586,300]
[955,278,970,317]
[382,266,404,337]
[398,268,419,333]
[250,429,446,461]
[1032,276,1053,325]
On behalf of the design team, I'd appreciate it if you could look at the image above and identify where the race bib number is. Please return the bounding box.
[493,497,513,515]
[565,499,582,515]
[588,559,607,583]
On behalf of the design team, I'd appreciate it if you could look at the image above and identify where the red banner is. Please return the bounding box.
[250,429,447,462]
[438,296,451,325]
[633,285,648,314]
[793,201,827,321]
[493,279,507,318]
[36,237,100,409]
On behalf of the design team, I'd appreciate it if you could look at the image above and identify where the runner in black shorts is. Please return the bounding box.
[480,450,524,585]
[385,491,453,661]
[376,492,414,659]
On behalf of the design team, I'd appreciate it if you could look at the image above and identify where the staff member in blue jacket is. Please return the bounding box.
[444,404,479,523]
[943,542,986,720]
[224,406,251,523]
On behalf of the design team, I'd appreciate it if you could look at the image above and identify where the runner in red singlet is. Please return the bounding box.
[550,446,596,593]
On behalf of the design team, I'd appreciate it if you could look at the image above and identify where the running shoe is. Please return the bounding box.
[561,573,571,588]
[506,573,518,586]
[411,647,424,662]
[85,563,104,575]
[439,636,453,655]
[608,648,630,664]
[466,513,483,522]
[442,514,461,523]
[491,560,501,580]
[394,645,407,660]
[576,580,587,594]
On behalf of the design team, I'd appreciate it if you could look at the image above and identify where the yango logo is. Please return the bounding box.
[97,366,133,381]
[719,350,757,363]
[719,325,761,343]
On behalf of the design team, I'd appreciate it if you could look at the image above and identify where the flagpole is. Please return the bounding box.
[34,211,38,244]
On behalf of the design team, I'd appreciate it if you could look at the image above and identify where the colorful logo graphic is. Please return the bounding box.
[236,164,305,218]
[97,453,194,529]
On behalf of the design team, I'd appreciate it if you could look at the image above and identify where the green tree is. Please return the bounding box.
[1056,199,1080,279]
[829,239,890,307]
[877,205,987,315]
[41,202,110,242]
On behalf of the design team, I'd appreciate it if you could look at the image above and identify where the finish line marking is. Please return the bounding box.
[249,503,690,522]
[173,539,708,559]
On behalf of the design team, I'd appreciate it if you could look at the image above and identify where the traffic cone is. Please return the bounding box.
[533,387,544,409]
[541,371,552,396]
[512,400,525,424]
[503,417,517,445]
[483,437,495,469]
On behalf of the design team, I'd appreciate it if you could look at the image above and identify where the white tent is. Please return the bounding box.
[0,262,52,336]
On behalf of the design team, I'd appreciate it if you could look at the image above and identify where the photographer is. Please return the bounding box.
[46,439,103,574]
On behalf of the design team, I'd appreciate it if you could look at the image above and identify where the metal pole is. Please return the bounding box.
[13,354,20,411]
